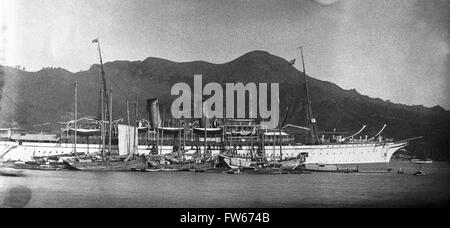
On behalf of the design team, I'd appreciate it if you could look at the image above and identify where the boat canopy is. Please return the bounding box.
[157,127,185,135]
[228,128,257,136]
[64,118,102,136]
[138,126,149,133]
[264,131,289,136]
[193,128,223,135]
[64,128,101,136]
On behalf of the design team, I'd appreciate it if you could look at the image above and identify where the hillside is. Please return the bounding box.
[0,51,449,159]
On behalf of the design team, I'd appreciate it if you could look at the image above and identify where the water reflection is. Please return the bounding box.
[1,185,32,208]
[0,161,448,207]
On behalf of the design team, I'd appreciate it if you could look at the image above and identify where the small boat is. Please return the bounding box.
[1,161,65,171]
[226,169,241,174]
[161,168,178,172]
[64,159,148,171]
[413,170,426,176]
[218,154,253,169]
[144,168,163,172]
[0,167,25,177]
[302,163,358,173]
[411,159,432,164]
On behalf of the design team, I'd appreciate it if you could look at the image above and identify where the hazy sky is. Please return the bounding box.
[1,0,449,109]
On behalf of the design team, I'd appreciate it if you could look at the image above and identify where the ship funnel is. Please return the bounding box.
[146,98,161,130]
[199,100,212,128]
[199,116,212,128]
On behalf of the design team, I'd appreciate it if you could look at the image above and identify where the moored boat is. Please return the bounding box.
[0,167,25,177]
[411,159,433,164]
[2,161,66,171]
[413,169,426,176]
[64,158,148,171]
[0,44,422,173]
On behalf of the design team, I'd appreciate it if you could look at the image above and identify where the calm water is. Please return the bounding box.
[1,160,449,208]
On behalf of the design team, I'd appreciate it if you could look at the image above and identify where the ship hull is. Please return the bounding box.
[0,141,106,161]
[288,142,407,165]
[64,159,147,171]
[217,154,253,169]
[146,161,214,171]
[184,142,407,166]
[2,141,407,168]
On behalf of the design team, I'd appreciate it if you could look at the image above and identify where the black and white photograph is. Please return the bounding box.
[0,0,449,213]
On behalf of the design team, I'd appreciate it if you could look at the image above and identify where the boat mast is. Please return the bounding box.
[73,81,79,159]
[127,99,130,154]
[222,108,226,151]
[156,106,160,155]
[134,94,138,154]
[300,46,319,144]
[250,92,254,159]
[162,106,165,155]
[178,121,181,149]
[262,129,266,162]
[101,88,106,160]
[183,120,186,151]
[109,86,113,157]
[203,101,208,155]
[279,108,283,161]
[94,38,110,122]
[93,38,111,159]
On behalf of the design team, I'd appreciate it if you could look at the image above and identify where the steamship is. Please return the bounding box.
[0,45,414,171]
[0,108,410,171]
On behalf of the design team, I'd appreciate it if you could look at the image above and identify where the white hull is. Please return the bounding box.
[411,159,432,164]
[218,154,253,169]
[147,142,408,166]
[1,140,407,165]
[265,142,408,165]
[0,141,104,161]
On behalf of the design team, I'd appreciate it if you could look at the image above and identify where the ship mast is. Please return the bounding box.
[134,94,138,155]
[93,38,111,159]
[93,38,110,121]
[101,88,106,159]
[109,86,113,157]
[249,92,254,159]
[73,81,79,159]
[203,100,208,156]
[279,108,283,161]
[299,46,319,144]
[127,99,130,154]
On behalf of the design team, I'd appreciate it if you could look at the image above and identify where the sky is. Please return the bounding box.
[1,0,449,109]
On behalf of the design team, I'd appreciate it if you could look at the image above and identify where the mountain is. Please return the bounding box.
[0,51,449,159]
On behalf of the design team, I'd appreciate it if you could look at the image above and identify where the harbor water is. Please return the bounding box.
[0,160,449,208]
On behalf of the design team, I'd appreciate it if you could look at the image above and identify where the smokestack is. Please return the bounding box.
[199,99,211,128]
[199,116,212,128]
[146,98,161,130]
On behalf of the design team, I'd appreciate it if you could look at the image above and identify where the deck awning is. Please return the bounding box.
[11,133,60,142]
[264,131,289,136]
[193,128,223,135]
[138,127,149,133]
[64,128,101,136]
[157,127,185,135]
